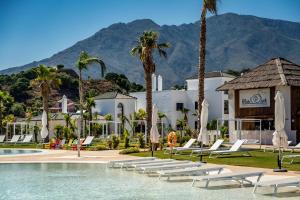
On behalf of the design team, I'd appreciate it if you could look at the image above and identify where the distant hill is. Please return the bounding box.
[1,13,300,88]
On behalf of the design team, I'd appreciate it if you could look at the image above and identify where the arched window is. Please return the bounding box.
[117,103,124,118]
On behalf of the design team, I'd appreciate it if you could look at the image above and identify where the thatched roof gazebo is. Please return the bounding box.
[217,57,300,91]
[217,57,300,145]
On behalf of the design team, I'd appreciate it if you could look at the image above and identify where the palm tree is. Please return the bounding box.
[85,97,95,122]
[176,118,187,146]
[30,65,61,141]
[76,51,106,145]
[180,108,190,124]
[131,31,170,139]
[198,0,218,132]
[0,91,13,135]
[63,113,72,128]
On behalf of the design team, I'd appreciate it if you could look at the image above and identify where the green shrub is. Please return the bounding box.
[112,135,120,149]
[137,133,145,148]
[220,126,229,138]
[119,147,140,154]
[123,129,130,149]
[89,144,108,151]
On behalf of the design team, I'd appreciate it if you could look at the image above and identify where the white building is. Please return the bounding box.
[93,92,136,134]
[130,72,235,130]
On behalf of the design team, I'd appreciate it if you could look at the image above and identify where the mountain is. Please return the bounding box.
[1,13,300,88]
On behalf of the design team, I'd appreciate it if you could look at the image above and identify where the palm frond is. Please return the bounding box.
[204,0,218,14]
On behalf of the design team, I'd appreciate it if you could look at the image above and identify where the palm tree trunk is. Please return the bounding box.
[78,70,83,157]
[145,71,152,144]
[198,7,207,132]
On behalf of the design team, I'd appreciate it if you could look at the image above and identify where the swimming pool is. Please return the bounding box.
[0,149,42,156]
[0,163,299,199]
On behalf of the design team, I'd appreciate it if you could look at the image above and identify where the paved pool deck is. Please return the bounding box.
[0,149,299,178]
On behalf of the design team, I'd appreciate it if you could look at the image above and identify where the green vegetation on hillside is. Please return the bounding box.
[0,65,144,117]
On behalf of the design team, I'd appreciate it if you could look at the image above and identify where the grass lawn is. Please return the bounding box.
[131,149,300,171]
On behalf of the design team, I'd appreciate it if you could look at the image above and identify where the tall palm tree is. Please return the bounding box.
[131,31,170,139]
[0,91,13,135]
[198,0,218,132]
[30,65,61,141]
[76,51,106,144]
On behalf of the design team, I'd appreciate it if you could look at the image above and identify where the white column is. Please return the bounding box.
[152,74,157,91]
[157,75,163,91]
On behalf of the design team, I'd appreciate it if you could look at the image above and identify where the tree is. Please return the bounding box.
[30,65,61,141]
[176,118,187,146]
[0,91,14,134]
[10,103,26,117]
[180,108,190,124]
[64,113,72,128]
[131,31,170,140]
[76,51,106,146]
[198,0,218,132]
[85,97,95,121]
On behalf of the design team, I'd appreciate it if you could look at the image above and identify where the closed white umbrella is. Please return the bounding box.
[197,99,209,145]
[272,91,288,148]
[272,91,288,172]
[41,110,48,139]
[150,104,159,143]
[150,104,159,156]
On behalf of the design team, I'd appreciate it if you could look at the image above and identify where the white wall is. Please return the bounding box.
[93,99,116,116]
[130,76,233,130]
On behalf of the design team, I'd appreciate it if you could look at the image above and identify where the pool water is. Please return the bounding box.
[0,163,299,200]
[0,149,42,155]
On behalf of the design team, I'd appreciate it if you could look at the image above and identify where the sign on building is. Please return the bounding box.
[239,88,270,108]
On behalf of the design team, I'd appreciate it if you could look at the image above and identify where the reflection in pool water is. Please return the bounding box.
[0,149,42,155]
[0,163,299,200]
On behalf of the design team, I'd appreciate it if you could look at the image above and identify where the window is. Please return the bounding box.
[194,121,198,129]
[224,100,229,114]
[176,103,184,111]
[194,101,198,110]
[224,90,228,95]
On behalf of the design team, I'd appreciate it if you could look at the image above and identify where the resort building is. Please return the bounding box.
[92,92,137,134]
[130,72,235,130]
[218,57,300,144]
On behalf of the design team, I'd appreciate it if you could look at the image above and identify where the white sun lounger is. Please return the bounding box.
[18,134,33,143]
[108,157,155,168]
[157,166,224,180]
[209,139,249,158]
[192,171,264,188]
[164,138,198,154]
[281,154,300,164]
[0,135,5,143]
[123,159,174,169]
[140,162,203,174]
[82,136,94,147]
[253,177,300,194]
[287,143,300,152]
[134,160,191,171]
[118,159,170,168]
[191,139,224,156]
[6,135,21,144]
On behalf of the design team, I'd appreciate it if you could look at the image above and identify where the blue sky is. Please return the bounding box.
[0,0,299,69]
